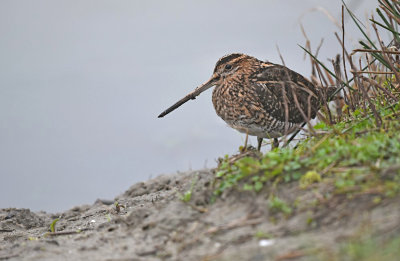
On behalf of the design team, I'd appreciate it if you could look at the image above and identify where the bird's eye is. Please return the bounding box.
[225,64,232,70]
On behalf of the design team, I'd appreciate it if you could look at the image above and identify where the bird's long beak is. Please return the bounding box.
[158,73,219,118]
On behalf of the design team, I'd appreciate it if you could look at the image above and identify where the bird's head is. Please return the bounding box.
[213,53,245,78]
[198,53,258,90]
[158,53,258,118]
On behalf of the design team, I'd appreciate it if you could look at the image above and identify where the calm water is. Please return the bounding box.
[0,0,377,212]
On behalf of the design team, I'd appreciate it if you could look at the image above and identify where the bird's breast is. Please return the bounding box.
[211,81,300,138]
[212,83,267,126]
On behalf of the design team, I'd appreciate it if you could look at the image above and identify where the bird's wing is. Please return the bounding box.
[251,64,322,123]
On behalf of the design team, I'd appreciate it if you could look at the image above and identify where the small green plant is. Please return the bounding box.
[254,231,273,239]
[114,201,125,213]
[268,196,292,216]
[50,218,59,233]
[179,174,198,202]
[180,190,192,202]
[299,171,321,188]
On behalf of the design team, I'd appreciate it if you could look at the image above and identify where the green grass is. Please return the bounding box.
[268,196,293,216]
[50,218,59,233]
[179,174,198,202]
[213,102,400,201]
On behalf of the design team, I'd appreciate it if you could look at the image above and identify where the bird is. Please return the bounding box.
[158,53,336,151]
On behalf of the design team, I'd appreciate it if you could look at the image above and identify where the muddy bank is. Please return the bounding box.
[1,169,399,260]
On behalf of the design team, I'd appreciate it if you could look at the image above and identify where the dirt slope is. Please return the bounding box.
[1,169,399,261]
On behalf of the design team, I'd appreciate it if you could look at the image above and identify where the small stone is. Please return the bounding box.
[258,239,275,247]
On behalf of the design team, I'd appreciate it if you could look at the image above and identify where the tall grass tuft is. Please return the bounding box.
[300,0,400,131]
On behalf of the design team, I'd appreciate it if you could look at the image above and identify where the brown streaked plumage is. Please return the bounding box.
[158,53,336,150]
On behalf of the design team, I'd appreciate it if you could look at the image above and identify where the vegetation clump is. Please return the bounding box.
[215,106,400,198]
[213,0,400,238]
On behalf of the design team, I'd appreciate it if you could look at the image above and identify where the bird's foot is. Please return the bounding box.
[239,144,257,154]
[239,145,246,153]
[271,138,279,150]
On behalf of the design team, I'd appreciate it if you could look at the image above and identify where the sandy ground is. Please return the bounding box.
[1,169,400,261]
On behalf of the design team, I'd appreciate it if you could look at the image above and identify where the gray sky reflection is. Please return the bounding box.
[0,0,377,212]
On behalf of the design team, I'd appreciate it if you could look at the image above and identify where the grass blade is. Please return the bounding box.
[298,44,354,95]
[343,0,378,50]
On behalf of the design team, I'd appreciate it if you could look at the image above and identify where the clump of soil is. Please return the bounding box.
[1,169,399,260]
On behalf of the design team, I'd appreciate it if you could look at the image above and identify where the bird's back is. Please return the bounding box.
[211,57,335,138]
[250,62,323,124]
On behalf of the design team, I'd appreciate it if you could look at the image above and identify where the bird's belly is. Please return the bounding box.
[226,120,298,138]
[212,86,299,138]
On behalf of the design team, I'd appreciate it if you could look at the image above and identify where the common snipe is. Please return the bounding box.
[158,53,336,150]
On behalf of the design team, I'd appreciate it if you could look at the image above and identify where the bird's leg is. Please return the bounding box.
[257,137,263,151]
[240,131,249,153]
[272,138,279,150]
[244,131,249,151]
